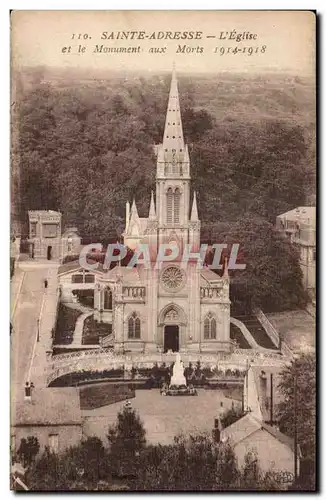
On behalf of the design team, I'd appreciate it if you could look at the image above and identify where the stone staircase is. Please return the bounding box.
[99,332,114,347]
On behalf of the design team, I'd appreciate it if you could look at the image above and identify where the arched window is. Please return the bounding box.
[174,188,180,223]
[204,313,217,339]
[128,312,141,339]
[167,188,173,224]
[104,288,112,310]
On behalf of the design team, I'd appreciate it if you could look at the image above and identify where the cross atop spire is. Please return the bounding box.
[162,66,184,153]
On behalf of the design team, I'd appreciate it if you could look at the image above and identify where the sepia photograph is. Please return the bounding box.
[10,10,316,491]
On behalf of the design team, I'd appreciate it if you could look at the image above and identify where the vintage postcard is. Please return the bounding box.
[10,10,316,491]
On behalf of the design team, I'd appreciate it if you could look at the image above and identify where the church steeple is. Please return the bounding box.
[162,65,184,153]
[155,66,193,238]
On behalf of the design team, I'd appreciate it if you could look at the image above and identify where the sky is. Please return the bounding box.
[11,10,315,75]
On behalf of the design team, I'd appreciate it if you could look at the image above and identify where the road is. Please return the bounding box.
[11,262,58,402]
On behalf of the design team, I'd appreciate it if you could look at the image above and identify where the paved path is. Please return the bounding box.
[82,388,239,445]
[71,311,93,346]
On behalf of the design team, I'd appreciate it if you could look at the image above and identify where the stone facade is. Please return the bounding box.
[91,68,231,354]
[276,206,316,290]
[28,210,62,260]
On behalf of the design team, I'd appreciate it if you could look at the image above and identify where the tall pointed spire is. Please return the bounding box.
[162,65,184,152]
[149,191,156,220]
[125,201,130,231]
[190,191,199,221]
[129,198,139,225]
[223,256,229,278]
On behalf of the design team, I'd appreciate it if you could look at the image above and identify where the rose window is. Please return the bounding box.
[161,266,185,291]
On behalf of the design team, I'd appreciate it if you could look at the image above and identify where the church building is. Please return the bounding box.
[58,68,231,354]
[93,68,231,354]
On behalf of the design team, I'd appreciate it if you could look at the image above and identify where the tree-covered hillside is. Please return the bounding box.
[11,67,315,311]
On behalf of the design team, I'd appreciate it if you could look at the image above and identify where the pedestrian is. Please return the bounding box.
[24,382,31,401]
[44,278,48,289]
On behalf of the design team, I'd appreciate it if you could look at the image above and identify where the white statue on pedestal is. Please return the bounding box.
[170,353,187,386]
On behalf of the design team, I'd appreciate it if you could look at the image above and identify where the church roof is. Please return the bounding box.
[139,218,148,234]
[104,265,143,285]
[200,267,223,284]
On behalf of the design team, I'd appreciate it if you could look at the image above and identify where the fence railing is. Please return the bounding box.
[254,308,280,348]
[47,347,290,386]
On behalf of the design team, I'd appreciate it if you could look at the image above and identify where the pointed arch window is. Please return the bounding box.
[128,312,141,339]
[174,188,180,223]
[104,288,112,310]
[204,313,217,339]
[167,188,173,224]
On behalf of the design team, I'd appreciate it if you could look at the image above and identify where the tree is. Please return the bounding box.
[17,436,40,467]
[27,439,110,491]
[107,405,146,476]
[226,214,307,313]
[276,353,316,490]
[133,433,239,491]
[220,406,245,429]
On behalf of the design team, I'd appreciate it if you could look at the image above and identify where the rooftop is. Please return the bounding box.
[58,259,104,276]
[277,206,316,226]
[12,388,82,427]
[221,412,297,454]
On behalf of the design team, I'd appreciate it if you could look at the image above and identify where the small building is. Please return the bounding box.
[11,388,82,456]
[61,227,81,258]
[226,364,301,480]
[57,259,103,305]
[220,413,300,481]
[28,210,62,261]
[276,207,316,291]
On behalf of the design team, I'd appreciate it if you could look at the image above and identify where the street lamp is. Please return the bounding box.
[37,319,40,342]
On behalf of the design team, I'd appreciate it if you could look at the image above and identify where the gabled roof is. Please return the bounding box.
[221,413,298,455]
[104,265,144,285]
[221,413,261,445]
[12,388,82,426]
[58,259,104,276]
[139,218,148,234]
[261,422,299,455]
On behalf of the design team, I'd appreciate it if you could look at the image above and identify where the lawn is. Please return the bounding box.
[82,315,113,345]
[54,303,82,345]
[80,382,135,410]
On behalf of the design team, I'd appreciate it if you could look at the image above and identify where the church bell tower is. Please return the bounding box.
[155,66,199,253]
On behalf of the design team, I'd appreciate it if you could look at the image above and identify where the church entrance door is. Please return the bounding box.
[164,325,179,353]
